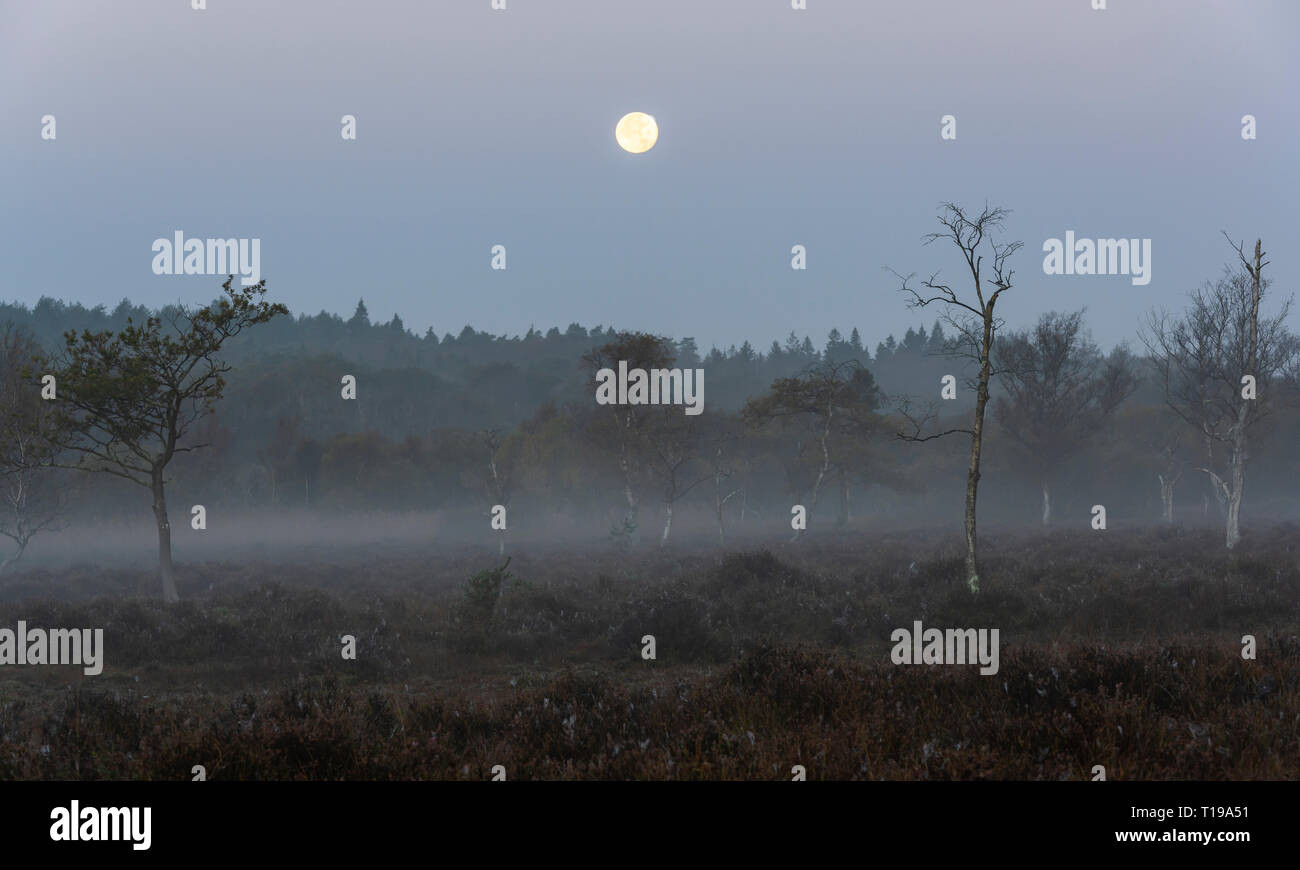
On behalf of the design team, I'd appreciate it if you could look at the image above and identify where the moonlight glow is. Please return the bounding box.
[615,112,658,154]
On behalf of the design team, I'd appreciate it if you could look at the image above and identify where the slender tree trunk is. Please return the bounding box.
[660,503,672,547]
[837,470,849,527]
[1203,430,1226,520]
[714,475,727,548]
[619,435,638,530]
[152,468,179,603]
[1225,476,1242,547]
[1203,468,1232,542]
[488,452,508,557]
[0,539,26,574]
[964,319,994,596]
[1223,240,1263,550]
[808,439,830,515]
[1040,480,1051,526]
[0,473,30,574]
[1158,474,1175,524]
[796,409,835,542]
[1226,400,1248,549]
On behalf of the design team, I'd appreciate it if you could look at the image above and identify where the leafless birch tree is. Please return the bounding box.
[890,202,1022,594]
[1142,237,1297,548]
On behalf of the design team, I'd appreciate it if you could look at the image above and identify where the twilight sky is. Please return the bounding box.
[2,0,1296,353]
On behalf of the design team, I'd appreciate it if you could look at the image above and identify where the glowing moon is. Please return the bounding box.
[615,112,658,154]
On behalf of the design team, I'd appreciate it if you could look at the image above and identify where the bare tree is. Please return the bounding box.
[1142,237,1297,548]
[1147,297,1231,521]
[0,324,71,572]
[890,202,1022,594]
[993,310,1137,525]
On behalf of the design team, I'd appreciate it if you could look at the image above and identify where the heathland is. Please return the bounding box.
[1,524,1296,780]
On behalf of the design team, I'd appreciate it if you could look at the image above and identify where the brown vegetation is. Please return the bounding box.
[0,525,1297,779]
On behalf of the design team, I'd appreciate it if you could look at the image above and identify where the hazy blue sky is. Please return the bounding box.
[2,0,1296,353]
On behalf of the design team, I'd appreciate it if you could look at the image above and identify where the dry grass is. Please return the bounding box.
[0,525,1297,779]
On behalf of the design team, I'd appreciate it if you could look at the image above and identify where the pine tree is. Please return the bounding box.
[825,328,844,361]
[348,299,370,329]
[927,320,947,353]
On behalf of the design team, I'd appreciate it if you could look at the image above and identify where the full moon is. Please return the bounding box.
[615,112,658,154]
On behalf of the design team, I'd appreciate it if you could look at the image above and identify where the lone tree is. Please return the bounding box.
[1143,237,1297,548]
[993,310,1137,525]
[40,278,286,601]
[891,202,1022,595]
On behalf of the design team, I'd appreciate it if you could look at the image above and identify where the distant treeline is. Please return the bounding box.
[1,294,1296,538]
[0,295,960,426]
